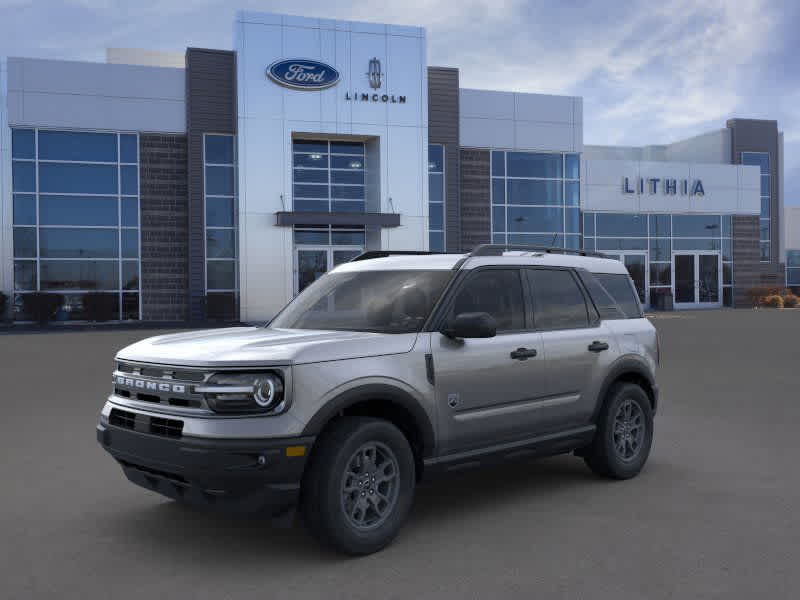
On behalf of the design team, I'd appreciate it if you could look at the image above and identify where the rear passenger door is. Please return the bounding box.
[525,268,618,431]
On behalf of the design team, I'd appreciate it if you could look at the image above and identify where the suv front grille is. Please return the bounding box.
[112,361,210,412]
[108,408,184,439]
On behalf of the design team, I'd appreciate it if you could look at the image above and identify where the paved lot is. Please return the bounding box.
[2,310,799,599]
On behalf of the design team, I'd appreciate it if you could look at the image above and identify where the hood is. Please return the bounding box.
[115,326,418,367]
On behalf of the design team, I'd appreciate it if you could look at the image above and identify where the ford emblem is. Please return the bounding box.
[267,59,340,90]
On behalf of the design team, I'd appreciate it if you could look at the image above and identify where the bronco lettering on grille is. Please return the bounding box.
[115,376,185,394]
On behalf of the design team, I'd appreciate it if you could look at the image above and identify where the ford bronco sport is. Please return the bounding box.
[97,244,659,555]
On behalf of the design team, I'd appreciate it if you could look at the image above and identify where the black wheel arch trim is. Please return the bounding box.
[301,384,436,458]
[592,357,658,420]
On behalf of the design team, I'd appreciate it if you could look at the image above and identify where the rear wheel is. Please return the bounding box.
[301,417,415,555]
[584,383,653,479]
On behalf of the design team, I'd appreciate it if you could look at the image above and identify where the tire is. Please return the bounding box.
[301,417,416,555]
[584,382,653,479]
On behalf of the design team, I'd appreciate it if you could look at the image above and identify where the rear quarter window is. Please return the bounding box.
[592,272,643,318]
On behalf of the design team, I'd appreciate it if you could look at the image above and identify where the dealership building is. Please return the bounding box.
[0,11,793,323]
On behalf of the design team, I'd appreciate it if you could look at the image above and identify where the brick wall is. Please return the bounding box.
[459,149,491,251]
[139,134,189,321]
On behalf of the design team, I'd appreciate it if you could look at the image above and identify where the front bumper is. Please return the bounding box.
[97,418,314,517]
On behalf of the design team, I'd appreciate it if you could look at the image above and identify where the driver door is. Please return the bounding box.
[431,268,548,454]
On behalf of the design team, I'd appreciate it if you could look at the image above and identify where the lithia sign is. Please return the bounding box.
[267,57,407,103]
[623,177,705,196]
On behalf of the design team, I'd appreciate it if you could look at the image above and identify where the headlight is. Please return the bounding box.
[196,372,286,414]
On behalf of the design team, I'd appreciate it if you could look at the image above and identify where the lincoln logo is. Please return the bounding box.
[367,57,382,89]
[266,59,341,90]
[115,376,186,394]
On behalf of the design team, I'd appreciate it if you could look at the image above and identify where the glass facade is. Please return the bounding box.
[491,150,580,249]
[787,250,800,290]
[584,213,734,307]
[428,144,445,252]
[292,140,365,213]
[742,152,770,261]
[204,134,238,300]
[11,128,141,320]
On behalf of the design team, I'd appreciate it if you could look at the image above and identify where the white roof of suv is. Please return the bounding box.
[333,251,629,275]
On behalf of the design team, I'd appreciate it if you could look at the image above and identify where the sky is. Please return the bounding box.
[1,0,798,204]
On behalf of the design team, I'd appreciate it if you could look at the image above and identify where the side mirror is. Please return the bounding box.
[442,312,497,339]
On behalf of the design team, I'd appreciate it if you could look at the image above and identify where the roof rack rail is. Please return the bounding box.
[469,244,609,259]
[350,250,444,262]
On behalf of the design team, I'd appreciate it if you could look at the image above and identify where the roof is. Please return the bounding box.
[332,251,629,275]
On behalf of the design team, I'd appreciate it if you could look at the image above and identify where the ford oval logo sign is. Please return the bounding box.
[267,59,340,90]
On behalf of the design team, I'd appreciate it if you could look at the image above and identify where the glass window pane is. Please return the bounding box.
[429,173,444,204]
[205,166,235,196]
[673,238,721,251]
[649,214,671,237]
[584,236,595,251]
[429,231,444,252]
[330,141,364,155]
[723,287,732,307]
[492,233,506,244]
[741,152,769,174]
[13,194,36,225]
[39,163,118,194]
[38,130,117,162]
[761,197,770,219]
[650,263,671,286]
[429,202,443,230]
[122,229,139,258]
[596,238,647,251]
[205,135,234,164]
[760,219,770,240]
[760,175,770,197]
[565,207,580,233]
[331,170,364,185]
[721,215,732,237]
[507,206,563,233]
[294,153,329,168]
[331,200,365,213]
[788,268,800,285]
[206,197,234,227]
[293,140,328,154]
[583,213,595,236]
[40,260,119,290]
[594,273,642,319]
[330,155,362,169]
[565,181,579,206]
[122,293,140,320]
[722,238,732,261]
[452,270,525,331]
[565,234,581,250]
[121,198,138,227]
[723,263,732,285]
[787,251,800,268]
[491,151,505,177]
[507,152,562,178]
[672,215,721,237]
[121,165,138,195]
[596,213,647,237]
[649,238,671,261]
[509,233,564,246]
[565,154,580,179]
[294,183,329,199]
[760,242,770,261]
[294,229,329,244]
[492,206,505,233]
[492,179,505,205]
[507,180,562,205]
[14,261,37,291]
[428,145,444,172]
[207,260,236,290]
[206,229,236,258]
[120,134,138,163]
[122,261,139,290]
[13,227,37,258]
[331,185,364,200]
[293,168,328,184]
[12,161,35,192]
[40,195,118,226]
[12,129,35,159]
[331,230,366,245]
[295,199,329,212]
[40,228,118,258]
[529,269,588,329]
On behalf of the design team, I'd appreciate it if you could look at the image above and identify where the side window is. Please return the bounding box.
[450,269,525,332]
[593,273,643,318]
[578,271,626,320]
[527,269,590,330]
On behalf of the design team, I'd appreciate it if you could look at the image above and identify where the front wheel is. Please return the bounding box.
[301,417,415,555]
[584,383,653,479]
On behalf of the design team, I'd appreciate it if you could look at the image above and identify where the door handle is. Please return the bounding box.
[588,341,609,352]
[510,347,537,360]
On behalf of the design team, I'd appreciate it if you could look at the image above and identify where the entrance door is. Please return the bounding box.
[672,252,721,308]
[605,252,648,307]
[295,246,363,294]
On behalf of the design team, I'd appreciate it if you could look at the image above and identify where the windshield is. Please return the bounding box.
[270,270,453,333]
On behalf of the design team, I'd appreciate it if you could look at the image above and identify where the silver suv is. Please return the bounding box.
[97,245,659,555]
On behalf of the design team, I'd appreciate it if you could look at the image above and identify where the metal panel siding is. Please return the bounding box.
[459,148,491,251]
[186,48,237,321]
[427,67,461,252]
